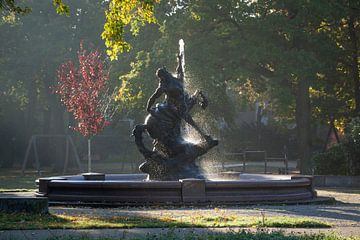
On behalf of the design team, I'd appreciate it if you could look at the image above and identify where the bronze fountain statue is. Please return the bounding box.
[132,42,218,180]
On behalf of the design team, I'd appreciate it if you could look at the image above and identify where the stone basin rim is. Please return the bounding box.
[36,173,316,205]
[36,173,302,182]
[36,173,312,188]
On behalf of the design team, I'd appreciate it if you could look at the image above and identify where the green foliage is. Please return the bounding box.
[313,117,360,175]
[0,0,111,168]
[347,117,360,144]
[1,0,160,60]
[2,0,360,174]
[51,0,161,60]
[116,51,150,113]
[102,0,159,60]
[313,144,347,175]
[342,117,360,175]
[0,0,31,15]
[53,0,70,16]
[0,0,31,23]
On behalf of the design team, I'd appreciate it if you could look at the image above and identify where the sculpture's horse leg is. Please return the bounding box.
[132,121,168,180]
[132,124,153,158]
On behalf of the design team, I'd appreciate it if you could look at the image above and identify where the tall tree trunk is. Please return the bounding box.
[295,79,312,174]
[349,14,360,114]
[291,29,313,174]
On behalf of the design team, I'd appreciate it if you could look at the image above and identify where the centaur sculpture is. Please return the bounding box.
[132,41,218,180]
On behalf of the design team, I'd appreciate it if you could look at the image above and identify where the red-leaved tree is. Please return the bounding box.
[54,41,113,172]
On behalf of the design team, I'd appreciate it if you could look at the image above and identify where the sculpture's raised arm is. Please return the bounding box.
[146,86,164,113]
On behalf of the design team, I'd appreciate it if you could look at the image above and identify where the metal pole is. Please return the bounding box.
[243,151,246,172]
[88,138,91,173]
[284,145,289,174]
[264,151,267,174]
[33,137,41,176]
[63,136,70,174]
[22,136,33,175]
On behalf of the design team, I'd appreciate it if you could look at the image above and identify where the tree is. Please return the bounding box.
[1,0,110,169]
[102,0,160,60]
[2,0,360,175]
[117,0,357,174]
[54,42,115,172]
[1,0,161,60]
[180,0,342,174]
[0,0,31,15]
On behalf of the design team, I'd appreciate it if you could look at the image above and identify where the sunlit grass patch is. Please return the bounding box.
[0,188,36,192]
[176,214,330,228]
[42,231,359,240]
[0,212,331,230]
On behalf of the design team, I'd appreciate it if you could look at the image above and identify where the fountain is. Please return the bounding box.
[132,39,218,180]
[36,40,317,205]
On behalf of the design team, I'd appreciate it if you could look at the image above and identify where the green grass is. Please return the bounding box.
[0,172,39,192]
[38,232,360,240]
[0,188,36,192]
[0,212,331,230]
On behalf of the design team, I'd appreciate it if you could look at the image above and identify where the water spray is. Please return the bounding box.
[179,39,185,75]
[179,39,197,143]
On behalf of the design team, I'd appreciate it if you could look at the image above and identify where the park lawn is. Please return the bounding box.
[0,174,37,192]
[0,212,331,230]
[0,169,53,192]
[26,232,360,240]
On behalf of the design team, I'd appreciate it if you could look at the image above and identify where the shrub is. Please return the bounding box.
[344,118,360,175]
[313,117,360,175]
[313,144,347,175]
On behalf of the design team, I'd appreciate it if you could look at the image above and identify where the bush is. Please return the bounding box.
[313,117,360,175]
[344,118,360,175]
[313,144,347,175]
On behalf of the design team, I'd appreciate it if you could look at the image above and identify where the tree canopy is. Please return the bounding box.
[1,0,360,174]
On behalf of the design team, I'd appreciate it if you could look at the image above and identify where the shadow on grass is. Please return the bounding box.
[0,212,331,230]
[0,212,69,230]
[0,212,194,230]
[255,202,360,223]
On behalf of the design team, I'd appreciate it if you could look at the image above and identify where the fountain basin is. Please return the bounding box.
[36,173,316,205]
